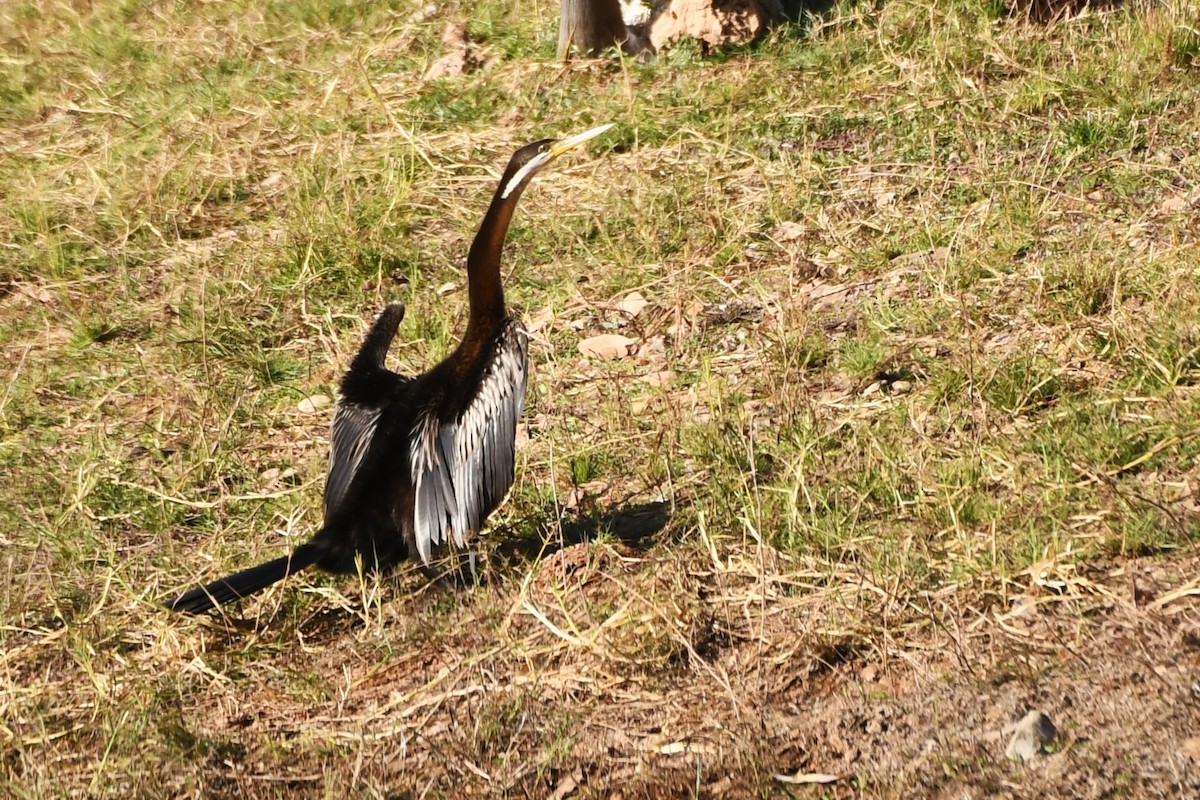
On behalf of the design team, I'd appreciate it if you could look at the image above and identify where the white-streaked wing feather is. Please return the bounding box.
[325,402,382,519]
[410,324,528,564]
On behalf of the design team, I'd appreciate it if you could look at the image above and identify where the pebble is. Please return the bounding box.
[298,394,331,413]
[1006,710,1057,762]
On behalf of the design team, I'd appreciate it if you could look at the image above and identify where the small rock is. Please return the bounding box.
[890,380,912,394]
[649,0,778,50]
[256,171,284,191]
[1180,736,1200,762]
[1006,710,1057,762]
[298,394,331,414]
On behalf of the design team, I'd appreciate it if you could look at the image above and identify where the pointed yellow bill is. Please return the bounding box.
[548,123,616,160]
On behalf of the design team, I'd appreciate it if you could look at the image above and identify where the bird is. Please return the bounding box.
[167,123,614,614]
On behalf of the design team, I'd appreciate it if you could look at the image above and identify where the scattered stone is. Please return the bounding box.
[773,771,839,785]
[649,0,782,51]
[298,394,331,414]
[1006,710,1058,762]
[1180,736,1200,762]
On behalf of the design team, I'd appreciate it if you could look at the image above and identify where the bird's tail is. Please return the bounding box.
[350,302,405,373]
[166,542,321,614]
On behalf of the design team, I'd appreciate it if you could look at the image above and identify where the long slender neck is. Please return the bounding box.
[465,184,524,332]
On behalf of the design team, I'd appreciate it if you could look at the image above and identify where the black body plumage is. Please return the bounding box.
[166,125,612,614]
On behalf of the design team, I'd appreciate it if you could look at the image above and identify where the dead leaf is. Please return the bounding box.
[526,306,555,334]
[436,282,459,296]
[639,335,666,356]
[257,172,284,191]
[656,740,718,755]
[615,291,648,317]
[774,221,805,241]
[549,767,583,800]
[1159,194,1188,215]
[425,23,479,80]
[562,481,607,511]
[579,334,637,359]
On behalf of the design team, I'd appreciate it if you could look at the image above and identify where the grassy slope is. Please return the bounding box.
[2,0,1199,796]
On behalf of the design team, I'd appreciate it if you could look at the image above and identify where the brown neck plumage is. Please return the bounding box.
[464,184,523,336]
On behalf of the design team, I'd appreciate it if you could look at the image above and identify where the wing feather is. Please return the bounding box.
[324,304,407,519]
[410,322,528,564]
[325,402,382,519]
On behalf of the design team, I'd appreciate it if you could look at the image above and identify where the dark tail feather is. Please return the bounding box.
[350,303,405,373]
[166,542,321,614]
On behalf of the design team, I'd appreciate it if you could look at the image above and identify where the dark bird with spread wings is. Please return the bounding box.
[167,124,614,614]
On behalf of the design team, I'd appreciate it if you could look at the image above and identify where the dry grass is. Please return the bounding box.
[3,0,1200,796]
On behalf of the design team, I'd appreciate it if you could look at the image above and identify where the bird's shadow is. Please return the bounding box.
[196,498,676,641]
[489,497,674,568]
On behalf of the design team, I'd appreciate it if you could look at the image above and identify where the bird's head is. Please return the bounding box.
[498,123,615,200]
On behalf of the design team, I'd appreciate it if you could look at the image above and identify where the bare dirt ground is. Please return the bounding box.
[44,539,1187,799]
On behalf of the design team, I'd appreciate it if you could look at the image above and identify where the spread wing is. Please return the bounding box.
[410,322,528,564]
[324,303,406,519]
[325,402,383,518]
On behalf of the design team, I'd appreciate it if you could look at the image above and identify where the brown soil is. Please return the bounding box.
[164,546,1200,798]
